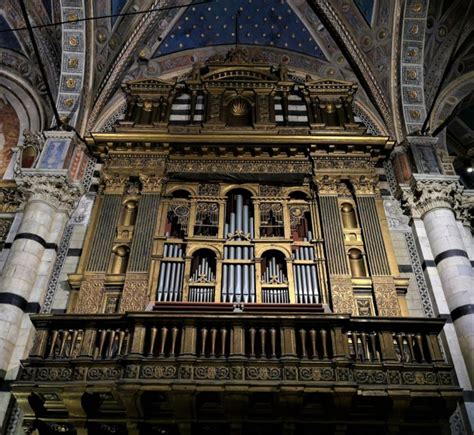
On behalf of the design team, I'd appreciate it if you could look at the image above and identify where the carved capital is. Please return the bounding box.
[457,190,474,227]
[314,175,339,195]
[351,175,379,195]
[102,172,128,194]
[139,173,166,193]
[16,172,84,213]
[398,175,463,218]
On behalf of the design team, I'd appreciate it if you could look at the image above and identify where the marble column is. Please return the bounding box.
[401,174,474,385]
[0,173,82,379]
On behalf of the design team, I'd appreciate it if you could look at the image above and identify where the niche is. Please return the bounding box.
[341,202,357,229]
[110,245,130,274]
[261,250,287,284]
[226,97,253,127]
[121,200,138,226]
[225,189,254,239]
[348,248,366,277]
[190,249,216,283]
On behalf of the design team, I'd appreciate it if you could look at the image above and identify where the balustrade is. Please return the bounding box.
[26,309,448,371]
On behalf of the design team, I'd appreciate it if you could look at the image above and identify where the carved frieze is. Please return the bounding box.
[314,175,339,195]
[167,159,311,174]
[351,175,379,195]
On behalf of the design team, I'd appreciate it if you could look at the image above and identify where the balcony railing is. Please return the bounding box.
[18,304,456,388]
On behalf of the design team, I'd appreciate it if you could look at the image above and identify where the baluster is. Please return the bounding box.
[48,330,59,358]
[117,330,126,355]
[97,329,107,359]
[59,330,69,358]
[170,327,179,356]
[160,327,169,356]
[249,327,256,358]
[299,329,307,358]
[320,329,328,359]
[148,327,158,356]
[107,330,116,357]
[369,333,378,362]
[360,333,368,362]
[406,334,415,363]
[220,327,227,357]
[259,328,267,358]
[69,330,79,357]
[309,329,317,359]
[270,327,277,358]
[415,333,425,362]
[351,332,359,360]
[200,327,208,357]
[395,333,404,362]
[210,328,217,358]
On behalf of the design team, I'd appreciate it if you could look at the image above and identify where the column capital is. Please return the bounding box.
[398,174,463,218]
[139,173,166,193]
[350,174,379,195]
[101,172,128,194]
[16,171,84,213]
[457,190,474,227]
[313,175,339,195]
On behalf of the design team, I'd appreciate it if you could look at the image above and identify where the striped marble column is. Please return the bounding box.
[401,174,474,385]
[0,174,82,378]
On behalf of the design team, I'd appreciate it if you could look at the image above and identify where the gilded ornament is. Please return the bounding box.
[64,97,74,107]
[409,24,419,35]
[411,2,423,12]
[65,77,77,89]
[97,30,107,43]
[406,69,417,80]
[67,57,79,69]
[407,48,417,58]
[143,100,153,112]
[68,36,79,47]
[407,90,418,100]
[67,13,78,22]
[409,109,421,119]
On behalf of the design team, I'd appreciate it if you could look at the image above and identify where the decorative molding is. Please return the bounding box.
[399,174,463,218]
[350,175,379,195]
[399,0,429,134]
[56,0,86,126]
[167,159,312,175]
[314,175,339,195]
[102,173,128,194]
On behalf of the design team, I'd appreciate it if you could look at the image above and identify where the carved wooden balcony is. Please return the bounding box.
[13,304,461,434]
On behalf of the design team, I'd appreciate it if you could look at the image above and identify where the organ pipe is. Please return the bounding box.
[292,246,319,304]
[157,244,185,302]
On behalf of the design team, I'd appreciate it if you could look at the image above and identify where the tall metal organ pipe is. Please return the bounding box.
[292,246,319,304]
[221,194,256,303]
[157,244,185,302]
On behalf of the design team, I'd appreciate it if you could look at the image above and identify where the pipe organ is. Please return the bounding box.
[70,53,407,318]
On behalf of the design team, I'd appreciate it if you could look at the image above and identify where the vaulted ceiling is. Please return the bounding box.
[0,0,472,162]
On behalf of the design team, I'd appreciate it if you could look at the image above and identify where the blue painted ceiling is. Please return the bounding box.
[154,0,326,60]
[354,0,375,26]
[0,15,23,53]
